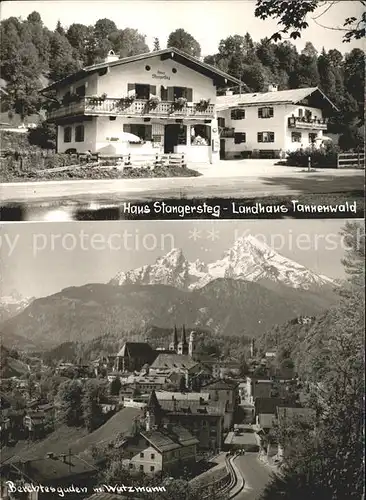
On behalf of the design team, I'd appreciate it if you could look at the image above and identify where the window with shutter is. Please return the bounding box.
[167,87,174,101]
[258,107,274,118]
[234,132,246,144]
[64,126,72,143]
[123,124,131,133]
[149,85,157,96]
[186,88,193,102]
[127,83,135,94]
[218,117,225,128]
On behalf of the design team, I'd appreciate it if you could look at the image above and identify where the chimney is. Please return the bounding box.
[105,50,119,63]
[225,89,233,96]
[268,84,278,92]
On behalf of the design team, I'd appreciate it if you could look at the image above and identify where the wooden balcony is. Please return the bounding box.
[288,116,328,130]
[47,97,215,121]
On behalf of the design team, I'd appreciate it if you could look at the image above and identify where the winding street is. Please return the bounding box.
[231,453,274,500]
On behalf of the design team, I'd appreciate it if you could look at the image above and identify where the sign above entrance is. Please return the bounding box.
[152,70,171,81]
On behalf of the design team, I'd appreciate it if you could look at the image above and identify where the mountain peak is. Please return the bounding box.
[109,235,335,291]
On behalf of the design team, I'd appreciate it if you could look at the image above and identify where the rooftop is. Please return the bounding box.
[141,424,199,453]
[42,47,243,93]
[116,342,155,358]
[254,397,289,415]
[160,399,225,416]
[7,454,97,483]
[216,87,338,111]
[150,353,198,371]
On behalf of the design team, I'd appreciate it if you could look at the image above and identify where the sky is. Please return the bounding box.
[0,219,357,298]
[0,1,364,56]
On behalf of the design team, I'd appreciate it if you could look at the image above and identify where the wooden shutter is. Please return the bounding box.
[186,88,193,102]
[258,108,263,118]
[123,124,131,133]
[257,132,262,143]
[149,85,156,96]
[127,83,135,94]
[167,87,174,101]
[269,107,274,117]
[145,125,152,141]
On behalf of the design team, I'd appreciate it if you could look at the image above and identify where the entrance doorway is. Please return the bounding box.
[164,124,186,153]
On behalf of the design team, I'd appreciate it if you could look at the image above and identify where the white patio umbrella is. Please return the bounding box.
[119,131,142,143]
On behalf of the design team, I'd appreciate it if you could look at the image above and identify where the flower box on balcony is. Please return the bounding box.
[89,94,108,106]
[116,96,135,110]
[195,98,211,112]
[147,96,161,110]
[172,97,187,112]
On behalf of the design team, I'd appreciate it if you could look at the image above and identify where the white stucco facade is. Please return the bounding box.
[45,49,240,164]
[217,87,334,159]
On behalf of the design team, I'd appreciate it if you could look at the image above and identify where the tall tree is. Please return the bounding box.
[254,0,365,43]
[109,28,149,58]
[49,31,81,81]
[295,42,320,87]
[83,380,105,432]
[56,380,83,427]
[167,29,201,57]
[260,221,364,500]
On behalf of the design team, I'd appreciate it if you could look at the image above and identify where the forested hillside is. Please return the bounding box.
[0,11,363,141]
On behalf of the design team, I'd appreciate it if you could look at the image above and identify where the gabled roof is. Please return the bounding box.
[140,429,180,452]
[41,47,243,93]
[116,342,154,358]
[140,425,198,453]
[217,87,338,112]
[7,455,97,482]
[254,397,288,415]
[150,353,198,371]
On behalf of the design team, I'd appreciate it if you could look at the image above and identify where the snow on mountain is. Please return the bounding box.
[109,235,335,291]
[0,290,34,322]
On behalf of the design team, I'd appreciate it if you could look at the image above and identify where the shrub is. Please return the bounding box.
[286,143,339,168]
[28,122,56,149]
[338,128,364,151]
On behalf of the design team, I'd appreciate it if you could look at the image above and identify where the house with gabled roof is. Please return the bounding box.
[217,85,338,159]
[115,342,157,372]
[41,47,243,164]
[120,391,198,475]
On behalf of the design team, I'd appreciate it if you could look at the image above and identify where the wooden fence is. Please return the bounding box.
[337,151,365,169]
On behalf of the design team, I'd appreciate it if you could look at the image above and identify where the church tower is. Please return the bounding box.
[189,331,197,358]
[145,389,161,431]
[177,325,188,355]
[169,325,178,352]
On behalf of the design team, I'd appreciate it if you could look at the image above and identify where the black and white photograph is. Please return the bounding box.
[0,0,364,220]
[0,1,365,500]
[0,219,364,499]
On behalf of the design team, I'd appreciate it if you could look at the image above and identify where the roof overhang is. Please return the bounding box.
[41,47,244,93]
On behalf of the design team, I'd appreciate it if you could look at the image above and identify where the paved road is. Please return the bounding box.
[233,453,274,500]
[0,170,363,204]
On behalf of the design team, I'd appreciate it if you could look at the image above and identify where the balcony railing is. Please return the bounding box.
[288,116,328,130]
[47,97,215,121]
